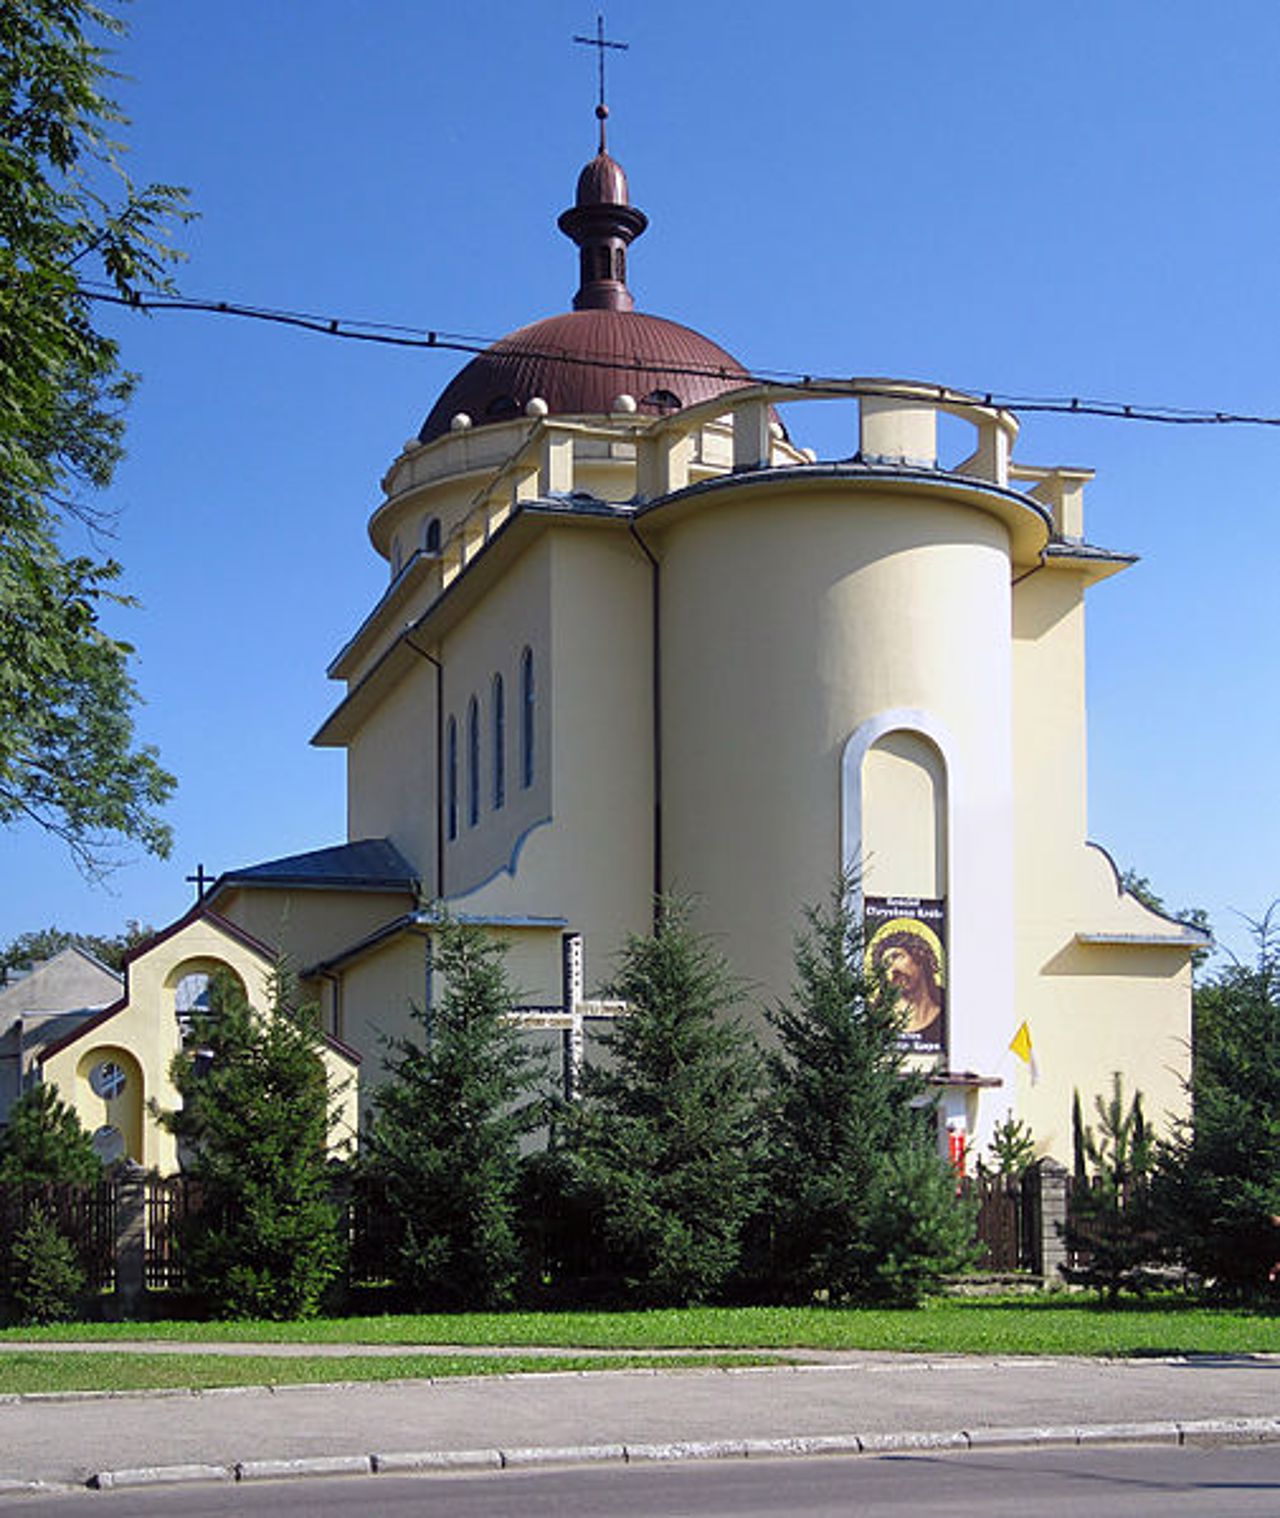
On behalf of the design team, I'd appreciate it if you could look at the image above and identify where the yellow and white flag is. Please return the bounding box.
[1009,1020,1039,1085]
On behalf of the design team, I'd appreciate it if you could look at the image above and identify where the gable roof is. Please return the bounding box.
[208,838,419,901]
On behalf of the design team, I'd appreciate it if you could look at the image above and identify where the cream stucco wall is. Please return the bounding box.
[446,527,653,997]
[657,479,1017,1086]
[216,886,416,980]
[439,537,553,899]
[345,659,439,882]
[1011,563,1193,1161]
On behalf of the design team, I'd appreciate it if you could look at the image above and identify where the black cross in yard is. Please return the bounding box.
[186,863,216,902]
[573,15,628,147]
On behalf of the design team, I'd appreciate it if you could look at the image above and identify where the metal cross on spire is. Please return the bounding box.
[573,14,628,151]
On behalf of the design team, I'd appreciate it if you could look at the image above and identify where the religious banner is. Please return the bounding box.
[864,896,947,1056]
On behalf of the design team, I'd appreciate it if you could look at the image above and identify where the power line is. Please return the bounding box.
[81,285,1280,430]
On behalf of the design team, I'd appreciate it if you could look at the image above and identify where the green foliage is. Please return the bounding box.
[763,882,975,1306]
[157,968,342,1319]
[1155,914,1280,1298]
[1063,1073,1158,1303]
[0,919,151,975]
[1120,869,1212,970]
[567,899,763,1306]
[363,917,547,1310]
[4,1208,85,1325]
[1,0,190,873]
[983,1111,1037,1179]
[0,1082,101,1186]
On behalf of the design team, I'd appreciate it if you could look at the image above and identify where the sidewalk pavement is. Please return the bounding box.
[2,1350,1280,1493]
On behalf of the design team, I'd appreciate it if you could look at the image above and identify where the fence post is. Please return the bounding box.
[113,1167,147,1318]
[1030,1159,1069,1282]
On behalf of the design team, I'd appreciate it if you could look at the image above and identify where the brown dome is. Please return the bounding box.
[418,133,754,446]
[419,309,751,444]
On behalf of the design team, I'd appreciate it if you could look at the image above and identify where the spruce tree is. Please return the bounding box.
[1062,1073,1157,1303]
[1155,917,1280,1297]
[363,917,546,1310]
[6,1208,84,1325]
[0,1082,98,1323]
[569,900,762,1306]
[763,882,974,1305]
[158,967,342,1320]
[0,1082,101,1186]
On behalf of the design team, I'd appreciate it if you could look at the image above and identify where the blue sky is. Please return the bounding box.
[6,0,1279,964]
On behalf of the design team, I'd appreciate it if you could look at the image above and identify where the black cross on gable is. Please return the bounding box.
[573,14,628,146]
[186,863,216,902]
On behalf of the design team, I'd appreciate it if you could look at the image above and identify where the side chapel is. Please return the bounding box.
[39,109,1207,1172]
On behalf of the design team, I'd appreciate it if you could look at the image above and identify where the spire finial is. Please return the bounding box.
[573,14,628,153]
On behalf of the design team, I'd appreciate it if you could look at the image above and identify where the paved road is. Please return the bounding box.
[7,1446,1280,1517]
[2,1353,1280,1490]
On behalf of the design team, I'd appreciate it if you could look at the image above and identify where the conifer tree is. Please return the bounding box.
[1155,915,1280,1297]
[0,1082,98,1323]
[158,968,342,1319]
[1062,1073,1157,1303]
[0,1082,100,1186]
[568,900,762,1306]
[763,883,974,1305]
[363,917,546,1310]
[5,1208,84,1324]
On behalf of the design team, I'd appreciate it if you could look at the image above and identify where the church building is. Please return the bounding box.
[39,111,1206,1171]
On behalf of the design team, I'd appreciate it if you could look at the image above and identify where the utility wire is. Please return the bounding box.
[82,285,1280,430]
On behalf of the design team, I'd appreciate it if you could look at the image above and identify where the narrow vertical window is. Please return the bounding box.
[467,695,480,827]
[446,717,458,841]
[521,645,535,788]
[492,673,505,811]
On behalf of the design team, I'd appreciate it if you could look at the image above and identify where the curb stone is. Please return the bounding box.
[373,1449,502,1473]
[82,1417,1280,1491]
[90,1463,234,1490]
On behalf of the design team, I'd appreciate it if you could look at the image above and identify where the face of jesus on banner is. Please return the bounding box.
[871,928,945,1047]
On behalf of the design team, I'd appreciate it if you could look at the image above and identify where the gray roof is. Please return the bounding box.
[215,839,419,894]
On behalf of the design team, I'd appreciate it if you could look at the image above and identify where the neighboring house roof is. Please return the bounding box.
[0,946,122,1020]
[208,838,419,900]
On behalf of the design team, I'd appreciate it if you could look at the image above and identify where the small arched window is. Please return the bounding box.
[467,695,480,827]
[485,395,520,421]
[492,673,505,811]
[520,646,535,789]
[423,517,441,554]
[643,388,682,413]
[446,716,458,841]
[174,972,213,1039]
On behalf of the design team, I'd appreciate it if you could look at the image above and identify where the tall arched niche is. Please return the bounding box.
[859,729,948,900]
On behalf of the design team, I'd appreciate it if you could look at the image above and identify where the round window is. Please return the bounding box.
[89,1060,127,1099]
[92,1125,125,1164]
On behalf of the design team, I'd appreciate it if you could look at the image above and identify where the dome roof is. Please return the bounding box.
[419,309,751,443]
[418,131,753,445]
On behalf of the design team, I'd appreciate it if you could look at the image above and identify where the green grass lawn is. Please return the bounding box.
[3,1297,1279,1359]
[0,1350,784,1396]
